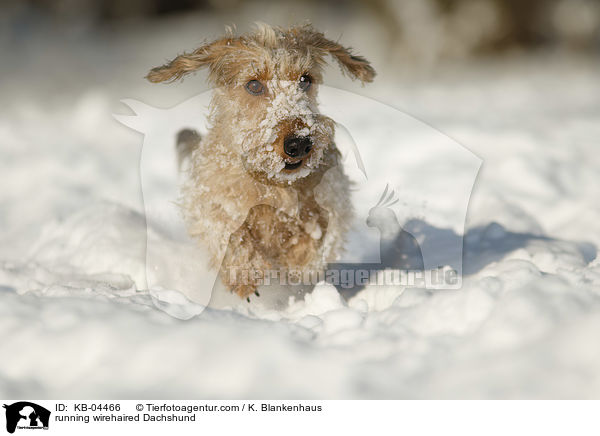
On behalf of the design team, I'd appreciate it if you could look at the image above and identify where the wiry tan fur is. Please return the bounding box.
[147,23,375,299]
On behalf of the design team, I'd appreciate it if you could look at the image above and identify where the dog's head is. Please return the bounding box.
[147,23,375,184]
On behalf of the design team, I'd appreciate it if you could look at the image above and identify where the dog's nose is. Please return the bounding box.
[283,135,312,158]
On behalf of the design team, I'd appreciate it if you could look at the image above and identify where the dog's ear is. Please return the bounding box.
[146,37,236,84]
[301,28,376,83]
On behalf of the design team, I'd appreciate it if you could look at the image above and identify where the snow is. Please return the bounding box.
[1,18,600,399]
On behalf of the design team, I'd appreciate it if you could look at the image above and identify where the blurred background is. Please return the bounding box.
[3,0,600,56]
[3,0,600,61]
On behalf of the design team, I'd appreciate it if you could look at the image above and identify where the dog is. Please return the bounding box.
[147,23,375,300]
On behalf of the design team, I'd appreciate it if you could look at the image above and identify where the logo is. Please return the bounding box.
[3,402,50,434]
[115,85,481,313]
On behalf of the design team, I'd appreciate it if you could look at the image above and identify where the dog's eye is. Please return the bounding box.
[299,74,312,91]
[245,80,265,96]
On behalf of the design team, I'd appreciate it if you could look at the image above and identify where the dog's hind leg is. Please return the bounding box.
[176,128,201,170]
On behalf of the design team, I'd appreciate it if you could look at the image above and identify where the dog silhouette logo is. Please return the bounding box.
[3,402,50,434]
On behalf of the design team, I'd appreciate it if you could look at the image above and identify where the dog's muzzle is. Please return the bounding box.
[283,135,313,159]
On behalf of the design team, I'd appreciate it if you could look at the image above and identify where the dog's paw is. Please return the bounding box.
[246,290,261,303]
[231,284,259,301]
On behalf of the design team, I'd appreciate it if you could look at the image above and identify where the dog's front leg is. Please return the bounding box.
[220,224,272,299]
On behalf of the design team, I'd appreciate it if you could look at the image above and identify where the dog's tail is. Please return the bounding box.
[176,128,202,171]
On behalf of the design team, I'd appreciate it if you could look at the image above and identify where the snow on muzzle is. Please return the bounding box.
[240,114,335,182]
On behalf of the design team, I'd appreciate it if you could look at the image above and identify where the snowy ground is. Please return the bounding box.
[1,15,600,398]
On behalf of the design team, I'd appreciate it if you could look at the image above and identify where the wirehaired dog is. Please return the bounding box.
[146,23,375,300]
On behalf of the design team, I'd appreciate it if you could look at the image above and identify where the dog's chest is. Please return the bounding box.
[242,195,329,266]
